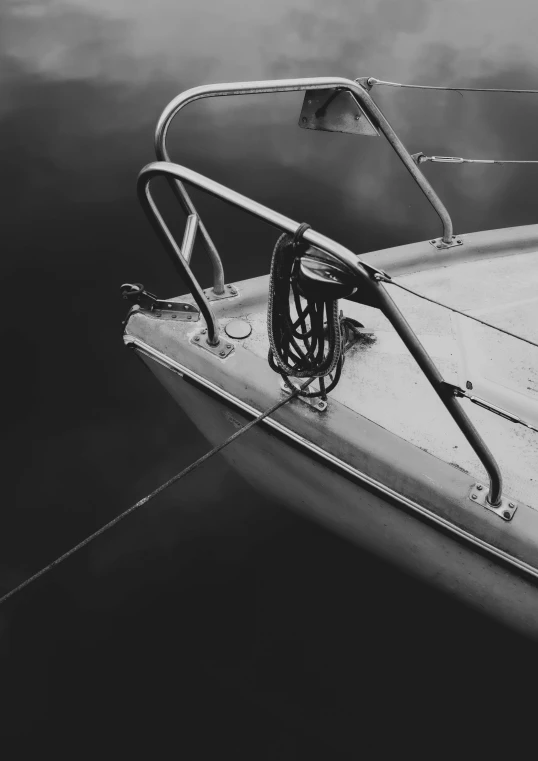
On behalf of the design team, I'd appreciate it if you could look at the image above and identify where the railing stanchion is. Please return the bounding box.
[137,160,503,503]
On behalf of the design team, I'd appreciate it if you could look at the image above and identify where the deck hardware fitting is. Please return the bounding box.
[429,236,463,250]
[190,331,235,358]
[469,484,517,522]
[121,283,200,321]
[204,284,238,301]
[281,382,328,412]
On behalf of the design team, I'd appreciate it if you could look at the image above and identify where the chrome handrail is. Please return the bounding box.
[137,160,502,506]
[154,76,454,264]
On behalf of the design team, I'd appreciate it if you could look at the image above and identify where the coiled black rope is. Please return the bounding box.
[267,228,352,399]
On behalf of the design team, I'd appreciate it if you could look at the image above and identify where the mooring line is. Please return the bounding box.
[0,381,311,607]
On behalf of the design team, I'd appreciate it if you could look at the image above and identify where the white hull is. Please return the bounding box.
[143,352,538,639]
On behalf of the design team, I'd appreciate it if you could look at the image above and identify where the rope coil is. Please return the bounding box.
[267,231,346,399]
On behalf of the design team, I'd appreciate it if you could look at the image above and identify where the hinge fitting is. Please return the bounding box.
[121,283,199,321]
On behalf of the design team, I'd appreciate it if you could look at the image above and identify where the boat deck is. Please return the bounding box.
[234,248,538,509]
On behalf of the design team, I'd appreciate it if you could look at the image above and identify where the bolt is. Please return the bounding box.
[201,329,207,334]
[509,502,515,508]
[187,315,192,320]
[230,288,237,295]
[355,115,360,120]
[503,511,511,520]
[194,336,200,342]
[219,350,226,356]
[172,314,177,318]
[226,344,232,349]
[307,99,312,104]
[471,494,477,500]
[430,240,435,244]
[167,304,172,308]
[476,484,483,491]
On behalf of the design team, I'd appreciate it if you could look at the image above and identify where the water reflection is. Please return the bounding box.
[2,0,538,749]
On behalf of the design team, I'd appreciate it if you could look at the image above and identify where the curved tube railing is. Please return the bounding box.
[154,77,455,280]
[137,160,502,506]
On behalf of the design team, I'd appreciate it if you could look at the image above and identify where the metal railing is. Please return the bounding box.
[152,77,455,298]
[137,160,503,506]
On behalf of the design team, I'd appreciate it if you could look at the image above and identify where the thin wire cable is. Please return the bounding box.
[417,155,538,165]
[381,277,538,349]
[366,77,538,94]
[0,381,311,607]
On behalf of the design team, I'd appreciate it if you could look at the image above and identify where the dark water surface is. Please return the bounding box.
[2,1,538,755]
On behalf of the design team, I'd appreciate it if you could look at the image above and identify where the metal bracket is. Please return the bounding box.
[204,283,238,301]
[190,328,235,358]
[280,382,327,412]
[121,283,199,321]
[354,76,374,92]
[469,483,518,522]
[298,88,379,136]
[429,236,463,250]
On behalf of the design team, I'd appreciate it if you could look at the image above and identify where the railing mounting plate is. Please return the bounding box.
[298,89,379,136]
[204,283,239,301]
[191,329,234,358]
[469,483,517,522]
[430,236,463,250]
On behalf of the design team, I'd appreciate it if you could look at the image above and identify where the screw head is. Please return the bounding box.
[226,344,232,349]
[167,304,172,308]
[355,115,360,121]
[219,350,226,357]
[509,502,515,508]
[201,329,207,334]
[476,484,483,491]
[503,511,511,520]
[471,494,477,500]
[187,315,192,320]
[194,336,200,342]
[171,314,177,319]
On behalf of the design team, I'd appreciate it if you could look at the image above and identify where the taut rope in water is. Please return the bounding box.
[0,380,313,607]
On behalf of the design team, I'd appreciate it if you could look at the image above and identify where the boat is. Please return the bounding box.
[122,76,538,638]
